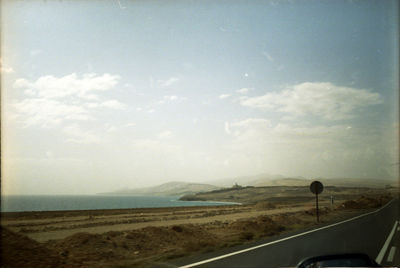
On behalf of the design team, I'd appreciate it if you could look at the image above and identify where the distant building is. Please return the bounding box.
[233,182,242,189]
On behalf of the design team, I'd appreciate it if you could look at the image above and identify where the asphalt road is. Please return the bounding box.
[156,198,399,268]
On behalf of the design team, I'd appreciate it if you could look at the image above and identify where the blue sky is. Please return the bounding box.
[1,0,398,195]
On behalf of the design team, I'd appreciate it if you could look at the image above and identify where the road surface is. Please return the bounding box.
[156,198,399,267]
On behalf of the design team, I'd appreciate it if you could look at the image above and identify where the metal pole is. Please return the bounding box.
[316,192,319,222]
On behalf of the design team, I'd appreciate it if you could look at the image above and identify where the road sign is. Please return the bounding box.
[310,181,324,222]
[310,181,323,195]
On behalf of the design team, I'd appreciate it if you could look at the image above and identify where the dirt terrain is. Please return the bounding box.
[1,186,397,268]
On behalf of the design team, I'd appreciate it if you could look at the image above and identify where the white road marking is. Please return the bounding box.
[387,246,396,263]
[179,199,396,268]
[376,221,398,264]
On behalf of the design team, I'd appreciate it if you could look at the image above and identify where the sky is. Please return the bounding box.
[1,0,399,195]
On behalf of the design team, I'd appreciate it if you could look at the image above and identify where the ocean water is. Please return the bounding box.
[1,195,235,212]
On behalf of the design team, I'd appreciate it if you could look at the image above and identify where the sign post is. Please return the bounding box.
[310,181,324,222]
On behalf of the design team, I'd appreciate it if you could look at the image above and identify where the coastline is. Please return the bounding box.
[1,195,237,213]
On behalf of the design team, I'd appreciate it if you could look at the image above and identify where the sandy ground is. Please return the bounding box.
[2,203,317,242]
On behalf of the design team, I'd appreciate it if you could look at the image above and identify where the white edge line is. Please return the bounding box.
[386,246,396,263]
[376,220,399,264]
[179,199,396,268]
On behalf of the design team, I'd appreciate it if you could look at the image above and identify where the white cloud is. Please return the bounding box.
[219,94,231,99]
[11,73,125,127]
[0,58,14,73]
[224,122,231,135]
[30,49,43,57]
[86,100,126,109]
[164,95,186,102]
[149,76,155,89]
[158,77,179,87]
[226,118,356,152]
[230,118,271,129]
[236,88,250,95]
[13,73,120,100]
[240,82,383,120]
[13,98,91,128]
[106,125,117,133]
[131,138,179,153]
[125,122,136,127]
[166,95,178,101]
[228,118,354,146]
[1,66,14,74]
[158,95,186,104]
[159,130,173,139]
[63,124,102,144]
[229,118,271,139]
[223,159,230,166]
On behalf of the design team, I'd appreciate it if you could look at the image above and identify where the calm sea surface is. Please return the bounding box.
[1,195,235,212]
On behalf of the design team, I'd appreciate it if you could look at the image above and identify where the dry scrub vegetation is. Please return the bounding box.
[1,187,396,268]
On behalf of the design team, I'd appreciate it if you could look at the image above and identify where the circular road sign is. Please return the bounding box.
[310,181,324,195]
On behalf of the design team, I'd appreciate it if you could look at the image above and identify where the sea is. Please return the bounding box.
[0,195,237,212]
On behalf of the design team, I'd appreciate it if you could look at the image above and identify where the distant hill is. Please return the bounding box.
[207,173,398,188]
[317,178,398,188]
[246,177,397,188]
[101,176,397,197]
[251,177,311,187]
[100,181,221,196]
[207,173,286,187]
